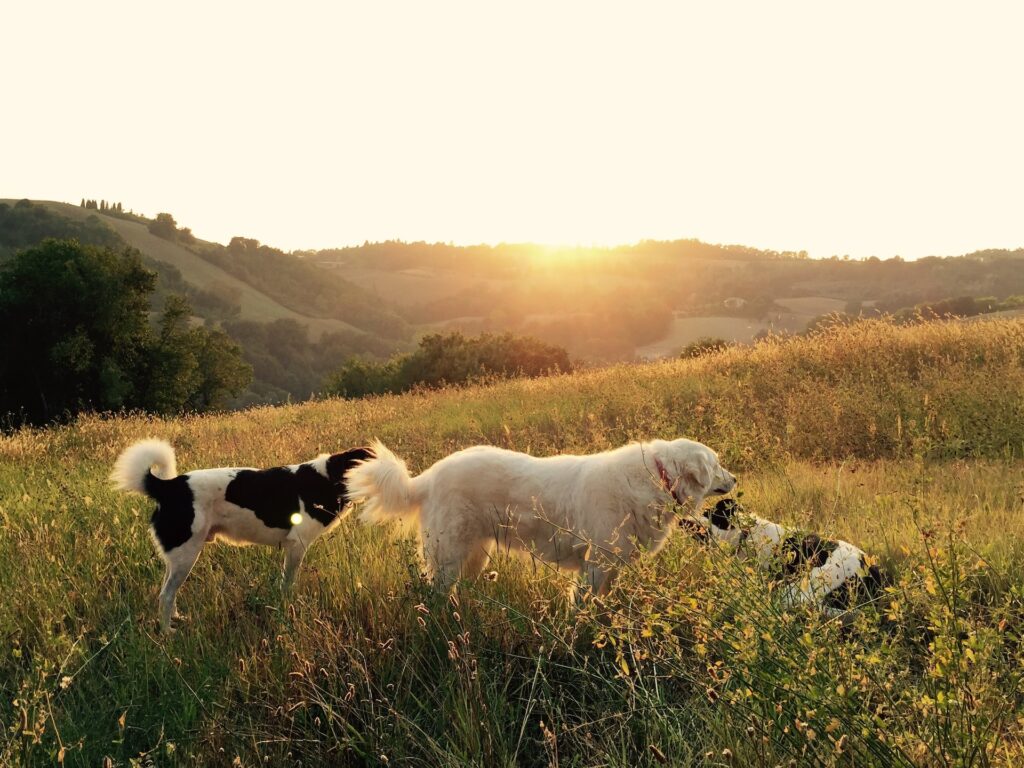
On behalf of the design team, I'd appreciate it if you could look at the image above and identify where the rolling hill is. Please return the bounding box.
[26,201,363,339]
[7,198,1024,388]
[309,240,1024,359]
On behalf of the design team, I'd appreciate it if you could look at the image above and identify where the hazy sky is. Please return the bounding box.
[3,2,1023,258]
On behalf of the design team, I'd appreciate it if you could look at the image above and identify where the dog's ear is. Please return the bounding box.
[677,453,713,499]
[327,447,375,482]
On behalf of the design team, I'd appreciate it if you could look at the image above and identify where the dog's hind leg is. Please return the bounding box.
[282,539,309,594]
[425,535,492,591]
[159,540,203,633]
[455,539,496,587]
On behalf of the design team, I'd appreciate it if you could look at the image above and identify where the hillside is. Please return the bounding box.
[3,318,1024,766]
[1,201,411,405]
[308,240,1024,359]
[11,199,1024,365]
[27,201,363,339]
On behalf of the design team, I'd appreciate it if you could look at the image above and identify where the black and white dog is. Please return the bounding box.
[682,498,886,618]
[111,438,372,632]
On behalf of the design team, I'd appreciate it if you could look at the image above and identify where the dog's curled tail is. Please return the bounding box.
[345,440,421,525]
[111,438,178,496]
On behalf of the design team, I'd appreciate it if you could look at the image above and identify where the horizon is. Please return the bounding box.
[4,2,1024,259]
[11,197,1024,261]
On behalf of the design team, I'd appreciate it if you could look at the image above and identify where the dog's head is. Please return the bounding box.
[707,497,742,531]
[651,438,736,508]
[326,446,376,486]
[680,497,743,542]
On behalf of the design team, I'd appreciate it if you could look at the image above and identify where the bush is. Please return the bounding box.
[680,336,730,358]
[325,331,572,398]
[147,212,179,240]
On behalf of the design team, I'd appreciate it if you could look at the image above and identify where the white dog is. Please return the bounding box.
[345,438,736,594]
[683,498,886,617]
[111,439,372,632]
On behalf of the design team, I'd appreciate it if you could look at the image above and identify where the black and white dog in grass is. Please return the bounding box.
[111,439,373,632]
[682,498,886,618]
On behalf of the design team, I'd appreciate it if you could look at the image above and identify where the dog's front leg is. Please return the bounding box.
[282,539,308,594]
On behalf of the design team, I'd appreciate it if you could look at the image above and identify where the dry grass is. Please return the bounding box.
[2,318,1024,766]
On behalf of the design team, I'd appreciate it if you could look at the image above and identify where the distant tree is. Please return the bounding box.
[178,226,196,245]
[80,198,85,207]
[0,199,123,257]
[148,212,179,240]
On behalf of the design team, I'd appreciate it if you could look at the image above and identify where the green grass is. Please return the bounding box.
[2,318,1024,766]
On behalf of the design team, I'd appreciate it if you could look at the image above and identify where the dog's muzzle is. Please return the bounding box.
[712,473,737,495]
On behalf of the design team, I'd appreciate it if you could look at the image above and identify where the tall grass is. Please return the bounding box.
[2,318,1023,766]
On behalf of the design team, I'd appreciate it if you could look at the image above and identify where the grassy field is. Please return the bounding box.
[2,318,1024,766]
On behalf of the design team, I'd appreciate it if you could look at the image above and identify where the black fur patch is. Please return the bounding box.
[709,498,741,530]
[822,556,887,611]
[145,473,195,553]
[224,448,372,529]
[326,447,374,483]
[777,534,840,577]
[295,465,342,526]
[225,467,302,530]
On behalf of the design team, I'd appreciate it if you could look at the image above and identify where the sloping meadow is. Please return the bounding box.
[2,318,1023,766]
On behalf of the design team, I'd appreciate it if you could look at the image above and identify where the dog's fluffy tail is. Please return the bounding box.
[345,440,422,525]
[111,438,178,496]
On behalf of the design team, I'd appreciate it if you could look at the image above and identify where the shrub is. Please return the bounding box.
[326,331,572,398]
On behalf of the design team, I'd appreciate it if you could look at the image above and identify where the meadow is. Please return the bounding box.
[2,318,1024,766]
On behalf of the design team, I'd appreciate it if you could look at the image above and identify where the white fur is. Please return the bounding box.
[689,508,882,618]
[346,438,736,594]
[110,438,177,493]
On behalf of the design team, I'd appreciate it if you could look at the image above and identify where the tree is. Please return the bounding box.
[0,239,154,423]
[148,212,178,240]
[142,295,251,412]
[0,239,252,426]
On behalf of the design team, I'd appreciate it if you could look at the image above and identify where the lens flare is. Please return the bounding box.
[290,512,302,526]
